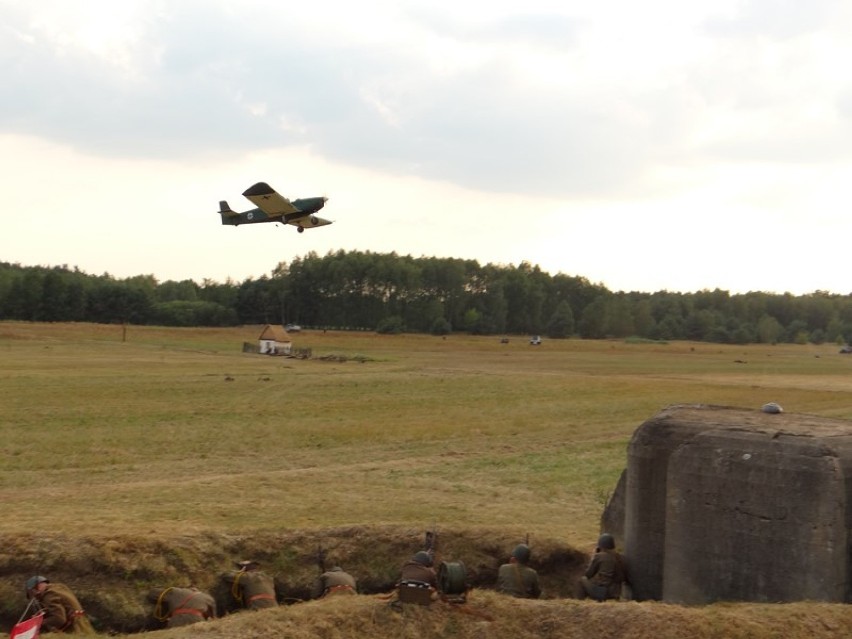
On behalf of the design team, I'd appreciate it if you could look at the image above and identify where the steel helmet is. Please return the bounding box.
[597,533,616,550]
[512,544,531,564]
[26,576,48,591]
[413,551,433,567]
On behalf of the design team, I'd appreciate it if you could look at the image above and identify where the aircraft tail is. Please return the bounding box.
[219,200,239,225]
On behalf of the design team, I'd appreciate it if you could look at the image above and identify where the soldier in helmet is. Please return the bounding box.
[395,550,438,605]
[148,586,216,628]
[577,533,630,601]
[25,575,95,634]
[220,560,277,610]
[399,551,438,588]
[496,544,541,599]
[312,566,358,598]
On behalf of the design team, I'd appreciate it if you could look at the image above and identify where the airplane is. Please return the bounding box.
[218,182,331,233]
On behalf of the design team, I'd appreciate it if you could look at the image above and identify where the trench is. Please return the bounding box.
[0,528,590,634]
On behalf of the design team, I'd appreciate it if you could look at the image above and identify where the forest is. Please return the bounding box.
[1,251,850,345]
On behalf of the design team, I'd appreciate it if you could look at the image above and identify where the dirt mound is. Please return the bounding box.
[112,593,852,639]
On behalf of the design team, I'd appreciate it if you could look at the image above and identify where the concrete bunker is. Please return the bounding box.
[606,404,852,604]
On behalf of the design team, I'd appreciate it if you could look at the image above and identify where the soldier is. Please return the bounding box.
[399,551,438,588]
[220,560,277,610]
[25,575,95,634]
[312,566,357,598]
[395,551,438,605]
[577,533,629,601]
[496,544,541,599]
[148,586,216,627]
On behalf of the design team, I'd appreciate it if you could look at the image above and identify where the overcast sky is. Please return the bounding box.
[2,0,850,294]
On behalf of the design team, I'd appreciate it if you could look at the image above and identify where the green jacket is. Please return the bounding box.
[313,568,357,598]
[584,549,629,600]
[153,587,216,627]
[222,570,277,609]
[496,562,541,599]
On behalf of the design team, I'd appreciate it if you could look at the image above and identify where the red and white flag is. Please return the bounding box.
[9,613,42,639]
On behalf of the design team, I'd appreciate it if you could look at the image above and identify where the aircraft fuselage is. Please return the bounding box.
[218,182,331,232]
[220,197,327,226]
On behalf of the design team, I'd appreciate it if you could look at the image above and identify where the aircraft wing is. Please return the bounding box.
[242,182,300,216]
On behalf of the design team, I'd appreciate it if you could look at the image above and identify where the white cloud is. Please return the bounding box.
[1,1,851,294]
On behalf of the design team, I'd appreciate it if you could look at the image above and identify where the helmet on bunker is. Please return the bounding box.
[512,544,531,564]
[26,576,48,592]
[413,551,433,567]
[597,533,616,550]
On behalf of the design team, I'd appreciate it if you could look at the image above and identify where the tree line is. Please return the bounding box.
[1,253,850,345]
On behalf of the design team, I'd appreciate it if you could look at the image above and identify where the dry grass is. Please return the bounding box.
[1,322,851,637]
[104,593,852,639]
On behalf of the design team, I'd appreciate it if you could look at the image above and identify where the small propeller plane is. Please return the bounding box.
[218,182,331,233]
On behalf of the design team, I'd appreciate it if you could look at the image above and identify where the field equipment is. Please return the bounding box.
[13,596,44,639]
[397,580,433,605]
[10,612,43,639]
[437,561,468,602]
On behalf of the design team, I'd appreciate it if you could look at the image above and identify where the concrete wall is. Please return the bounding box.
[619,404,852,603]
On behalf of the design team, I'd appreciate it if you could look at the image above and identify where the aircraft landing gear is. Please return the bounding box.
[298,227,304,233]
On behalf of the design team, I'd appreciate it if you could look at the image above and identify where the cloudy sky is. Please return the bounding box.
[2,0,850,294]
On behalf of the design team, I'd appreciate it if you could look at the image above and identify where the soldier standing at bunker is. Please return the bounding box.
[148,586,216,628]
[221,560,277,610]
[496,544,541,599]
[25,575,95,634]
[576,533,629,601]
[313,566,358,598]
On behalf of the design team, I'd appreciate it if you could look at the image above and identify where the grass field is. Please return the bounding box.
[1,322,851,637]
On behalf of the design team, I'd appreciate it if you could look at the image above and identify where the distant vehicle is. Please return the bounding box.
[529,335,542,345]
[285,324,302,332]
[218,182,332,233]
[840,344,852,354]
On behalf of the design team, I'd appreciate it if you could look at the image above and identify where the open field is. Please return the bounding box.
[1,321,851,637]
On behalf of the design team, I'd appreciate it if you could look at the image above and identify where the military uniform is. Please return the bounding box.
[313,567,357,598]
[495,544,541,599]
[400,560,437,588]
[578,549,628,601]
[577,534,629,601]
[496,563,542,599]
[151,587,216,627]
[396,552,437,605]
[34,582,95,634]
[221,562,277,610]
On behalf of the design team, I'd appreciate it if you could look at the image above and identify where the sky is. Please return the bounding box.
[1,0,851,295]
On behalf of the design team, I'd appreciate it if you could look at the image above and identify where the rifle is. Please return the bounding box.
[424,525,438,561]
[316,542,327,575]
